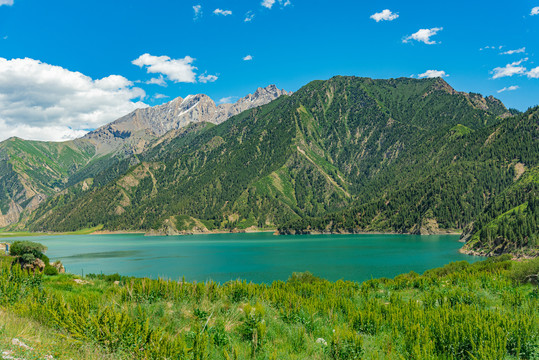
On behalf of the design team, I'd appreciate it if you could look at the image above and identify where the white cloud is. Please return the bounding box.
[491,58,528,79]
[193,5,202,20]
[370,9,399,22]
[132,53,197,83]
[528,67,539,78]
[501,47,525,55]
[153,93,169,100]
[213,8,232,16]
[261,0,290,9]
[0,57,147,142]
[531,6,539,15]
[145,75,167,86]
[243,55,253,61]
[0,0,13,6]
[497,85,519,93]
[417,70,449,78]
[244,11,255,22]
[403,27,443,45]
[198,73,218,83]
[218,96,238,104]
[261,0,275,9]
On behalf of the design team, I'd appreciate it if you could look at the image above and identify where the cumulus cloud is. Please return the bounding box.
[244,11,255,22]
[370,9,399,22]
[501,47,525,55]
[145,75,167,86]
[491,58,528,79]
[261,0,275,8]
[243,55,253,61]
[403,27,443,45]
[218,96,238,104]
[0,0,13,6]
[497,85,519,93]
[417,70,449,78]
[198,73,218,83]
[0,57,147,142]
[213,8,232,16]
[528,67,539,78]
[132,53,197,83]
[193,5,202,20]
[531,6,539,15]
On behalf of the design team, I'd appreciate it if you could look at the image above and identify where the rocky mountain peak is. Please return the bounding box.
[83,85,288,155]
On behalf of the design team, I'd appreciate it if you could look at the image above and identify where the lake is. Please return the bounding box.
[6,232,482,283]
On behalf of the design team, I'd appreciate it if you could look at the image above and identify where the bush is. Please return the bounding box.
[41,254,50,266]
[329,327,363,360]
[20,253,36,265]
[510,258,539,285]
[287,271,324,285]
[44,265,59,276]
[9,241,47,258]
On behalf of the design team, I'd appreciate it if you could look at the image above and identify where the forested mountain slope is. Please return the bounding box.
[0,138,96,227]
[461,164,539,257]
[0,86,287,228]
[23,76,522,235]
[279,105,538,235]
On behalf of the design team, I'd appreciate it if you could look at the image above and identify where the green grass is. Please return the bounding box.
[0,253,538,359]
[0,225,104,238]
[0,308,116,360]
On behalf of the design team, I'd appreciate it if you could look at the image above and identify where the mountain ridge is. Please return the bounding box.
[0,85,289,227]
[20,76,527,242]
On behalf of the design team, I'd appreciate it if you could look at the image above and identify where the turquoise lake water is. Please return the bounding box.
[6,232,482,283]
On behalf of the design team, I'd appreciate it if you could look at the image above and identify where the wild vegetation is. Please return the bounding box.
[0,251,538,359]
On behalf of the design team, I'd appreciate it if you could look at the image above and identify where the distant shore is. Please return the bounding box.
[1,227,463,238]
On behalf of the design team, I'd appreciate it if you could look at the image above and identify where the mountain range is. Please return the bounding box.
[0,85,288,227]
[0,76,537,257]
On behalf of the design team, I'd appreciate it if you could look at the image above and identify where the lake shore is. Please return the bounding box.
[0,226,462,238]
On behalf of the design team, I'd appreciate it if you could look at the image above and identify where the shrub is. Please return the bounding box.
[288,271,324,285]
[9,241,46,258]
[510,258,539,285]
[20,253,36,265]
[44,265,59,276]
[329,327,363,360]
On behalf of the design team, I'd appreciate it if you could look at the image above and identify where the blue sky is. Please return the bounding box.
[0,0,538,141]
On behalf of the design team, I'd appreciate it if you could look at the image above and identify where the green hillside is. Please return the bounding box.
[461,165,539,257]
[279,106,538,236]
[24,76,522,236]
[0,138,97,227]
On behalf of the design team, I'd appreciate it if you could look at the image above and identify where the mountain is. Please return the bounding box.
[0,138,96,227]
[23,76,530,238]
[0,85,288,227]
[84,85,290,156]
[278,105,538,235]
[460,165,538,258]
[458,108,539,258]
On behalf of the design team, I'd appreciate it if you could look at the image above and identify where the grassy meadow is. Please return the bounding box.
[0,254,538,359]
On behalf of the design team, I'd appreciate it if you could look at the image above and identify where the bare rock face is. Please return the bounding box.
[23,258,45,272]
[83,85,290,155]
[52,260,65,274]
[0,200,23,228]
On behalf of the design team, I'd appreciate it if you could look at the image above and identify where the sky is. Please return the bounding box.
[0,0,538,141]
